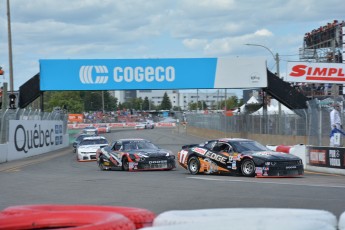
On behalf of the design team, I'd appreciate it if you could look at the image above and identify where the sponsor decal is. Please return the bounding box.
[287,62,345,83]
[254,152,273,156]
[202,151,227,164]
[149,160,168,164]
[329,149,341,167]
[309,149,326,165]
[286,166,297,169]
[255,167,263,174]
[250,73,260,83]
[193,147,208,155]
[14,124,63,153]
[289,64,345,81]
[231,161,237,170]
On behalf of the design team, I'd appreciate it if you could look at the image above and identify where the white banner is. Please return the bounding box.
[286,62,345,83]
[8,120,65,161]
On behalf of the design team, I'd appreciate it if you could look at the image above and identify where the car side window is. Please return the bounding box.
[213,143,232,153]
[112,142,122,151]
[204,141,217,150]
[115,144,122,151]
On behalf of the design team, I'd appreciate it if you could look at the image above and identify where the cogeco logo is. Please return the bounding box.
[114,66,175,82]
[79,65,175,84]
[79,66,109,84]
[14,124,55,153]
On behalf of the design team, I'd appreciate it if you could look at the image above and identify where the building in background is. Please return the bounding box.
[113,90,237,110]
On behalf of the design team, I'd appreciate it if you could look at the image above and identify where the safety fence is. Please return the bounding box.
[175,97,345,146]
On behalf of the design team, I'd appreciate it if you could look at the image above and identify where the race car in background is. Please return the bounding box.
[97,124,111,133]
[178,138,304,177]
[76,136,109,162]
[72,133,98,153]
[135,121,155,130]
[96,138,175,171]
[82,126,98,135]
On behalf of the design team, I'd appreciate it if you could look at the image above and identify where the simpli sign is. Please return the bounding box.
[286,62,345,84]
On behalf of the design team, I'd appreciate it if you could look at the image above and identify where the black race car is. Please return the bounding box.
[96,138,176,171]
[178,138,304,177]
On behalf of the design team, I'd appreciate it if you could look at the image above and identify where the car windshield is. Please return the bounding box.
[80,139,108,146]
[231,141,269,153]
[122,141,159,150]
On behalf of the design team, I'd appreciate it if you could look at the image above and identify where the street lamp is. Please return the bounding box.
[245,44,280,78]
[7,0,14,93]
[245,43,282,134]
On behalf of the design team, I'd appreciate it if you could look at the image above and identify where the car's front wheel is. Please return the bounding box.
[188,156,200,175]
[122,157,129,171]
[98,155,107,171]
[241,159,255,177]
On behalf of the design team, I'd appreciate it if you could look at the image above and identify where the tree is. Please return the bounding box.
[160,92,172,110]
[142,97,150,110]
[45,91,84,113]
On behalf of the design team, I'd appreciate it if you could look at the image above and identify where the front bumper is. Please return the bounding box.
[256,163,304,177]
[129,158,176,171]
[77,153,97,161]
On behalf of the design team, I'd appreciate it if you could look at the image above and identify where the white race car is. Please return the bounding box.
[135,121,155,130]
[82,126,98,135]
[76,136,108,161]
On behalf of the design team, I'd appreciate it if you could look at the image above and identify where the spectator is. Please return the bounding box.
[330,104,342,130]
[330,103,343,146]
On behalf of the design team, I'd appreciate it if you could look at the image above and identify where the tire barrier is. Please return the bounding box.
[266,145,292,153]
[148,208,337,230]
[0,210,135,230]
[2,204,156,229]
[276,145,292,153]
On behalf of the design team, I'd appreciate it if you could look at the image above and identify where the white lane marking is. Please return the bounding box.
[187,176,345,189]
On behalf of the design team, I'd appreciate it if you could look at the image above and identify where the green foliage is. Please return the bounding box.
[160,92,172,110]
[44,91,84,113]
[44,91,118,113]
[142,97,150,110]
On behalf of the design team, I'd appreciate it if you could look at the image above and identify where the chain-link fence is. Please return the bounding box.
[0,108,68,144]
[175,96,345,146]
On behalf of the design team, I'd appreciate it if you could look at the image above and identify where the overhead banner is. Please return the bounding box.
[39,57,267,90]
[286,61,345,83]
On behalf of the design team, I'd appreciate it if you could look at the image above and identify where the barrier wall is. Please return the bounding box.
[0,118,70,163]
[0,144,8,163]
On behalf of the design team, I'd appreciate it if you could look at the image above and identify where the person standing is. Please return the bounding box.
[330,104,342,130]
[330,104,343,146]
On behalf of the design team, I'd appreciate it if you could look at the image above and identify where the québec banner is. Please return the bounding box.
[286,61,345,84]
[39,57,267,90]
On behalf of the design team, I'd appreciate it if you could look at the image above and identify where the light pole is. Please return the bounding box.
[245,43,281,134]
[245,43,280,78]
[7,0,14,93]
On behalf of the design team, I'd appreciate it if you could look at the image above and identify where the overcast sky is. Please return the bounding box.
[0,0,344,94]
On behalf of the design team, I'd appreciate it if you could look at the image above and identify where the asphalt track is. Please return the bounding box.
[1,127,345,218]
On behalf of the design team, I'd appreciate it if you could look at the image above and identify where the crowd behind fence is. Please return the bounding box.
[0,108,68,144]
[175,97,345,146]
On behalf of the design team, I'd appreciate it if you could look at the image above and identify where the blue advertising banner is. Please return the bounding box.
[40,57,267,90]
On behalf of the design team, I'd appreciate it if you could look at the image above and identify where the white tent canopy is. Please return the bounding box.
[251,99,295,115]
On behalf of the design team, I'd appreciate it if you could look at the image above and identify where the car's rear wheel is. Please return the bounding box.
[241,159,255,177]
[188,156,200,175]
[122,157,129,171]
